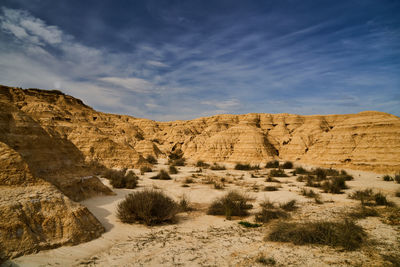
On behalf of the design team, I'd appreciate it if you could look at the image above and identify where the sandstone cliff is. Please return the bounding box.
[0,142,105,262]
[1,85,399,173]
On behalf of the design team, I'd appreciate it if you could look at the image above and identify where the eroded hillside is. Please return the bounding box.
[1,85,400,174]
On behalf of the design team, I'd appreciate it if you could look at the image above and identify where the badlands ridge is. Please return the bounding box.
[0,85,399,262]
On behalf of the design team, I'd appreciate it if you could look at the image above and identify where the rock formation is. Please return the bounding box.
[0,142,105,261]
[1,85,399,174]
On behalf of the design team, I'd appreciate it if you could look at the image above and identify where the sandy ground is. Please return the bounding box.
[4,159,400,267]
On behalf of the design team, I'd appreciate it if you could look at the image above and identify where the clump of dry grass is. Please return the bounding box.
[104,169,138,189]
[255,200,296,223]
[140,166,152,174]
[265,160,279,168]
[235,163,260,170]
[150,169,172,180]
[267,219,367,251]
[207,191,253,219]
[269,169,288,177]
[210,163,226,170]
[169,165,178,174]
[117,189,179,225]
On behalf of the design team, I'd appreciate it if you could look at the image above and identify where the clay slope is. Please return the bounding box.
[0,142,105,262]
[1,85,399,173]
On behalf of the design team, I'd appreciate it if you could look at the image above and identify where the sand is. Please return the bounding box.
[4,159,400,267]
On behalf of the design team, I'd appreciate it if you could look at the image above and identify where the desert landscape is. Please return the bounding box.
[0,85,399,266]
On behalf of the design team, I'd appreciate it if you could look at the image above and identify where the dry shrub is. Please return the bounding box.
[322,176,348,194]
[267,219,366,250]
[104,169,138,189]
[279,200,298,211]
[235,163,260,170]
[263,185,279,191]
[169,165,178,174]
[265,160,279,168]
[150,169,172,180]
[349,189,391,206]
[295,167,309,175]
[281,161,293,169]
[210,163,226,170]
[269,169,288,177]
[117,189,179,225]
[196,160,210,168]
[146,155,158,164]
[207,191,252,219]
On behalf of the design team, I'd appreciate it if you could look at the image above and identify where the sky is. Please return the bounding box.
[0,0,399,121]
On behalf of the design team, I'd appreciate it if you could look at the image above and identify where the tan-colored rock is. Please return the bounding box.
[0,142,104,262]
[1,85,399,173]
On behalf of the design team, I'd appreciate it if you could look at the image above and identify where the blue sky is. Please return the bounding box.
[0,0,399,120]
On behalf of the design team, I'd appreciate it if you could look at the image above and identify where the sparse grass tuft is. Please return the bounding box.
[348,206,379,219]
[295,167,309,175]
[255,206,289,223]
[263,185,279,191]
[104,169,138,189]
[269,169,288,177]
[256,255,276,265]
[238,221,262,228]
[196,160,210,168]
[383,175,393,181]
[169,165,178,174]
[235,163,260,170]
[395,189,400,197]
[281,161,293,169]
[146,155,157,164]
[179,194,193,212]
[169,158,185,166]
[301,188,323,204]
[394,174,400,183]
[266,176,280,183]
[267,219,367,251]
[210,163,226,170]
[117,189,179,225]
[150,169,172,180]
[321,176,347,194]
[349,189,392,206]
[279,200,298,211]
[207,191,253,219]
[265,160,279,168]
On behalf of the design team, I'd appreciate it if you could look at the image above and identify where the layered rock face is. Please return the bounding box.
[0,142,105,262]
[1,85,399,173]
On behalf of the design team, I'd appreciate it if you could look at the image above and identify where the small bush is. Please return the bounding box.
[150,169,172,180]
[235,163,260,170]
[146,155,158,164]
[124,171,139,189]
[383,175,393,182]
[264,186,279,191]
[256,255,276,265]
[322,177,347,194]
[267,219,366,250]
[295,167,308,175]
[349,189,391,206]
[169,158,185,166]
[314,168,327,180]
[196,160,210,168]
[394,174,400,183]
[207,191,252,219]
[184,177,194,183]
[266,177,280,183]
[140,166,152,174]
[281,161,293,169]
[279,200,298,211]
[210,163,226,170]
[179,195,193,212]
[169,165,178,174]
[117,190,179,225]
[348,206,379,219]
[301,188,322,204]
[266,160,279,168]
[255,206,289,223]
[168,150,183,160]
[305,175,321,188]
[213,181,224,189]
[238,221,262,228]
[374,192,389,206]
[105,169,138,189]
[269,169,288,177]
[396,189,400,197]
